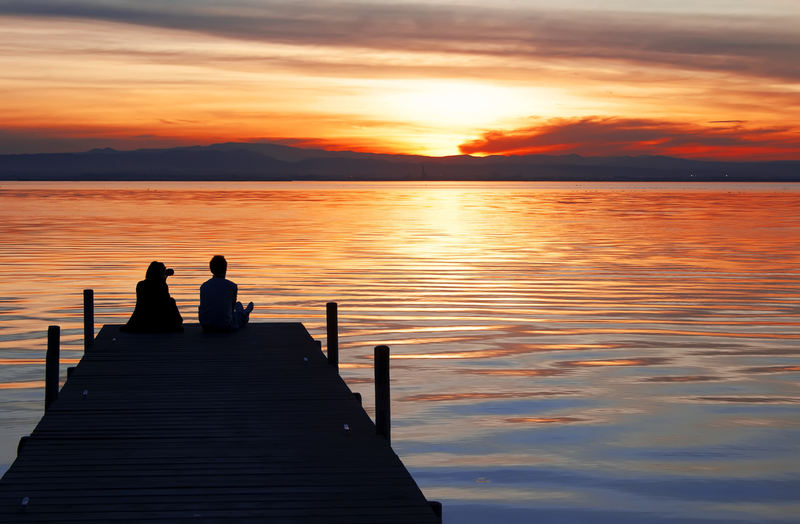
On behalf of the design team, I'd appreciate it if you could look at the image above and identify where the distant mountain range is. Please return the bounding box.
[0,142,798,181]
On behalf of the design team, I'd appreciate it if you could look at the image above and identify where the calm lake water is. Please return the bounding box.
[1,181,798,522]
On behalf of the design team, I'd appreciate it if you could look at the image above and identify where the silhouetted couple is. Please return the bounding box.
[121,256,253,333]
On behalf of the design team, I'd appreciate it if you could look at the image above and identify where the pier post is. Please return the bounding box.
[429,501,443,523]
[374,344,390,444]
[45,325,60,410]
[84,289,94,351]
[326,302,339,371]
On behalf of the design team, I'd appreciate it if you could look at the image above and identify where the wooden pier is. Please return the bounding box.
[0,319,440,523]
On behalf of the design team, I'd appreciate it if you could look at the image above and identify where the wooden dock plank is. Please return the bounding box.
[0,323,439,523]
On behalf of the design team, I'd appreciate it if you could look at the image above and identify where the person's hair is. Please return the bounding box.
[145,261,166,281]
[209,255,227,276]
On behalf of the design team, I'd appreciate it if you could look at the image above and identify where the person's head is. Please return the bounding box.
[145,261,167,281]
[209,255,227,277]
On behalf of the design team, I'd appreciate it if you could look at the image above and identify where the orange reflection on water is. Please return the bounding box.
[342,324,513,338]
[2,182,800,524]
[402,391,567,402]
[390,348,524,360]
[536,344,623,351]
[526,328,800,339]
[390,343,621,360]
[343,378,372,384]
[0,358,81,365]
[345,336,473,349]
[0,380,45,389]
[694,396,799,404]
[338,363,373,369]
[644,375,723,382]
[467,369,568,377]
[725,418,800,428]
[693,348,800,356]
[506,417,585,424]
[560,357,670,367]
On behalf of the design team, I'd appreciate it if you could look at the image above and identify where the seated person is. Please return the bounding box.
[199,255,254,332]
[120,261,183,332]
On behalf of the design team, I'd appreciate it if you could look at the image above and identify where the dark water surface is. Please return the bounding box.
[1,181,798,522]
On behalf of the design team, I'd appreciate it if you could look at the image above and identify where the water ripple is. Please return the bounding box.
[1,181,799,522]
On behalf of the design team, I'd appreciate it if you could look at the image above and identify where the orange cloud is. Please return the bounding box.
[459,117,800,161]
[4,3,798,82]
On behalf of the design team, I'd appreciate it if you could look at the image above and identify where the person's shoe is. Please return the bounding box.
[245,302,254,314]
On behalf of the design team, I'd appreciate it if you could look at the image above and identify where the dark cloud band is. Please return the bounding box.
[1,1,798,81]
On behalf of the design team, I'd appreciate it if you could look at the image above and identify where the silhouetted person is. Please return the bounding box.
[199,255,253,332]
[120,261,183,333]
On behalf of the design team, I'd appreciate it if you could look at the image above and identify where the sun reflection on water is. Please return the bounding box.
[1,181,799,522]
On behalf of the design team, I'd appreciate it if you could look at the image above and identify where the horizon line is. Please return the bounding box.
[3,141,799,164]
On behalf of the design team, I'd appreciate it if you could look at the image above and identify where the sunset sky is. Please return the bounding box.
[1,0,799,159]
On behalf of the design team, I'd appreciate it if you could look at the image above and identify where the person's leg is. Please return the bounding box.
[233,301,252,328]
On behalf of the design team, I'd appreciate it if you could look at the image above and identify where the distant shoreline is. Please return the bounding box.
[2,141,798,182]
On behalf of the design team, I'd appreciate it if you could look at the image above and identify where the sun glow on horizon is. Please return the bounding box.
[1,3,799,160]
[378,81,547,128]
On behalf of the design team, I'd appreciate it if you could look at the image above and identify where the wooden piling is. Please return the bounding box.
[326,301,339,370]
[83,288,94,351]
[429,500,443,523]
[45,325,60,410]
[375,344,390,444]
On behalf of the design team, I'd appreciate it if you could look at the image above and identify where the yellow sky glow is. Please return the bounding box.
[1,7,798,158]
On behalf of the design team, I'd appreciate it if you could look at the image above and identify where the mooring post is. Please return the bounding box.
[429,501,443,523]
[326,302,339,371]
[45,325,60,410]
[83,288,94,351]
[374,344,390,444]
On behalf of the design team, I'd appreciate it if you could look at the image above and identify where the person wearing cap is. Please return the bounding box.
[121,261,183,332]
[199,255,254,332]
